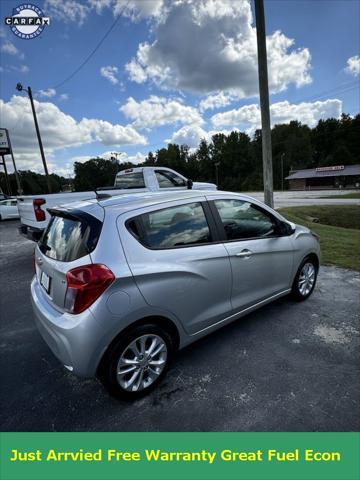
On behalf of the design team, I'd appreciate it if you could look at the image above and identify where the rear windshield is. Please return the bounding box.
[39,212,101,262]
[114,172,145,189]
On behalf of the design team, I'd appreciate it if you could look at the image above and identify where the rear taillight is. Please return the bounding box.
[33,198,46,222]
[64,264,115,314]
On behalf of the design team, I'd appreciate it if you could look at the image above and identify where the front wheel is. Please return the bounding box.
[291,257,318,301]
[98,324,175,400]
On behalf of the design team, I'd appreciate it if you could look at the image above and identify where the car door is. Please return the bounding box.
[1,200,12,219]
[209,197,294,312]
[120,199,233,335]
[9,200,19,218]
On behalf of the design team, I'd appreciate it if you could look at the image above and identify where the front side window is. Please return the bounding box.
[135,202,211,248]
[155,170,186,188]
[214,199,277,241]
[115,172,145,189]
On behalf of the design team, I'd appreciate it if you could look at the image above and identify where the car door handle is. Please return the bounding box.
[236,249,253,258]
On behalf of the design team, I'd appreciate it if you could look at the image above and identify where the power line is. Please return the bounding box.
[284,80,359,104]
[41,0,130,92]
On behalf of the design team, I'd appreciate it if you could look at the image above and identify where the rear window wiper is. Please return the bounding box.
[38,240,51,252]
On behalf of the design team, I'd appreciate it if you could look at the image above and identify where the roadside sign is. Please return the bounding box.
[0,129,11,155]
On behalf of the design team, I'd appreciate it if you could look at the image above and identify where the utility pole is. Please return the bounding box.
[16,83,51,193]
[0,155,12,195]
[215,161,220,187]
[255,0,274,207]
[5,129,23,194]
[280,152,285,191]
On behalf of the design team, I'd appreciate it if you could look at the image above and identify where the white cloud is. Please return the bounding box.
[270,100,342,127]
[37,88,57,98]
[17,65,29,73]
[89,0,164,20]
[44,0,90,25]
[211,99,342,134]
[95,150,147,164]
[122,152,147,164]
[0,64,29,74]
[80,118,147,145]
[0,96,147,172]
[199,92,232,112]
[167,99,343,147]
[120,95,204,129]
[125,58,149,83]
[166,124,209,148]
[44,0,164,24]
[100,65,119,85]
[59,93,69,101]
[211,104,261,128]
[167,124,242,148]
[345,55,360,76]
[126,0,311,97]
[0,40,24,59]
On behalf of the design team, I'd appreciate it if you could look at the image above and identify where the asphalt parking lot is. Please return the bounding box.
[0,219,359,432]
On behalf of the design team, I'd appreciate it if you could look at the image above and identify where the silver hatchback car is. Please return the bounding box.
[31,191,320,399]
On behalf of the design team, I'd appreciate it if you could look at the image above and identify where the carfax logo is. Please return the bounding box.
[4,4,50,40]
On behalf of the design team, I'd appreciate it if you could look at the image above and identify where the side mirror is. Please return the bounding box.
[277,221,295,236]
[187,179,193,190]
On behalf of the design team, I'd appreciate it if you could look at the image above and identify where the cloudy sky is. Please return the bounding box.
[0,0,359,177]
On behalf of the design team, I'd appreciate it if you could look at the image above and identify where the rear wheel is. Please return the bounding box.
[99,324,175,400]
[291,257,318,301]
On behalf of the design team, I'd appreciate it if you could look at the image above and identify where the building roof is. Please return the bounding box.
[285,164,360,180]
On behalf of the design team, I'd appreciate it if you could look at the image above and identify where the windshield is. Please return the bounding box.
[39,212,102,262]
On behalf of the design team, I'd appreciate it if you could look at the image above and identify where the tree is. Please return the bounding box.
[2,113,358,195]
[74,158,121,191]
[0,170,69,195]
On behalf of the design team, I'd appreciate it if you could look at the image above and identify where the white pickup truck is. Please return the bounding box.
[17,166,216,241]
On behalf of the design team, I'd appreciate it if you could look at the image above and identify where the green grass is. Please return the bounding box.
[319,192,360,199]
[278,206,360,270]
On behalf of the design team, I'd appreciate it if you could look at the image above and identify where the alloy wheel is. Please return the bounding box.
[298,262,316,296]
[116,334,168,392]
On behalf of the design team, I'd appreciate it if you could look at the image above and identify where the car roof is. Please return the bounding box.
[98,190,257,212]
[53,190,280,223]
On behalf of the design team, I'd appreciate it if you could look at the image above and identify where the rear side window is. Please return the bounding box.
[114,172,145,189]
[130,202,211,249]
[155,170,186,188]
[214,199,276,240]
[39,213,101,262]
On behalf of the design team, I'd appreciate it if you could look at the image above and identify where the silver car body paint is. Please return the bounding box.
[31,191,320,377]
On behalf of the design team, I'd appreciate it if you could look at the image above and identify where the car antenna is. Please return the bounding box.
[94,189,111,201]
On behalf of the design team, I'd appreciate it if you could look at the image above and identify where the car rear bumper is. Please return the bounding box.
[19,223,44,242]
[30,277,106,377]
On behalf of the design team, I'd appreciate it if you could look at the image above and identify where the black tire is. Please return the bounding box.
[291,256,318,301]
[98,323,175,400]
